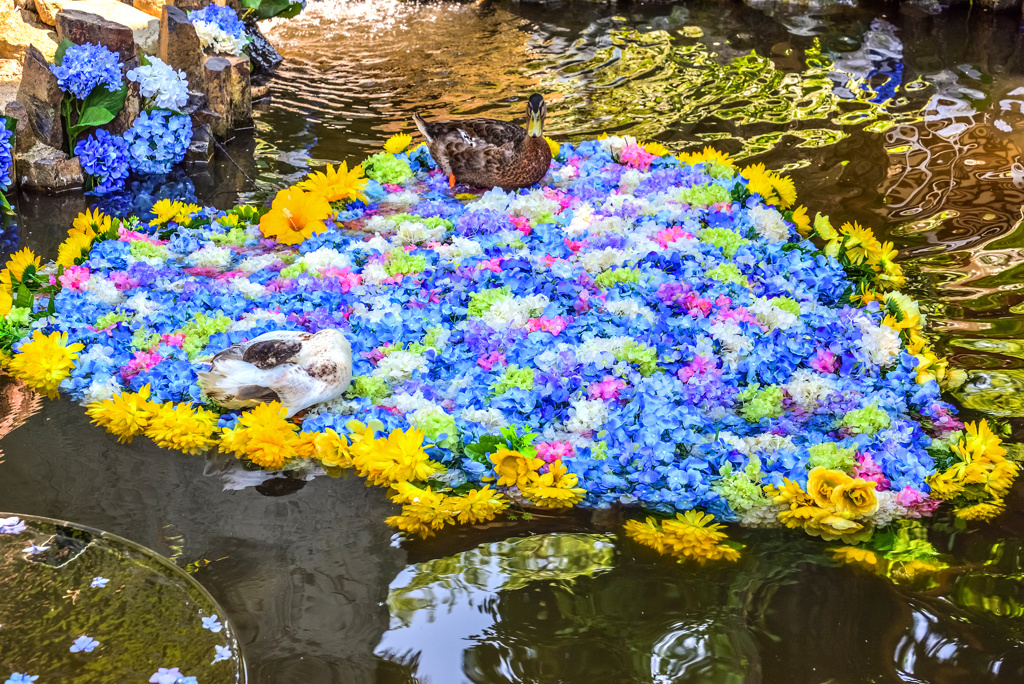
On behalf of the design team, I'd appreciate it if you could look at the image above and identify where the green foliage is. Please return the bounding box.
[464,425,539,465]
[346,375,392,402]
[384,249,427,276]
[468,287,511,317]
[240,0,304,20]
[362,152,414,185]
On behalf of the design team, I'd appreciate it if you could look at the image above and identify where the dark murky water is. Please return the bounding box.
[5,0,1024,681]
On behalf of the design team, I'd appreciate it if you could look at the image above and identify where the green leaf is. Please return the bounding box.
[14,284,32,309]
[67,81,129,140]
[1,115,14,135]
[54,38,74,66]
[20,264,37,283]
[0,193,11,216]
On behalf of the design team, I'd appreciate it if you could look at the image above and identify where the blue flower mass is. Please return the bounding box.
[8,136,1008,555]
[49,43,123,101]
[0,125,12,190]
[188,4,248,38]
[76,129,132,195]
[123,110,193,176]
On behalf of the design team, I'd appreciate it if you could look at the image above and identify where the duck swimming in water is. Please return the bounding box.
[412,93,552,190]
[196,329,352,417]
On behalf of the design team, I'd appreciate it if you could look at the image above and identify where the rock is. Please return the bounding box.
[169,0,209,10]
[0,7,59,62]
[99,77,139,135]
[16,140,83,192]
[54,5,159,58]
[223,54,250,128]
[243,17,281,85]
[15,44,64,150]
[13,0,35,12]
[159,5,203,90]
[184,121,212,163]
[132,0,165,18]
[4,100,35,153]
[202,55,231,138]
[0,57,20,109]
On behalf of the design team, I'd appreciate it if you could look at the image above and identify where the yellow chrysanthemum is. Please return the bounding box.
[4,248,42,285]
[8,330,85,399]
[144,402,220,455]
[956,420,1007,463]
[790,205,811,236]
[545,136,560,157]
[447,485,508,524]
[642,141,669,157]
[149,199,202,227]
[955,498,1006,521]
[488,447,543,488]
[295,428,352,468]
[683,146,735,169]
[219,402,301,469]
[56,230,97,269]
[832,546,880,567]
[838,221,881,266]
[520,460,586,508]
[383,133,413,155]
[86,385,157,443]
[349,426,438,486]
[259,187,333,246]
[624,517,667,554]
[297,162,368,205]
[386,503,452,538]
[0,288,11,317]
[72,208,112,236]
[658,510,740,564]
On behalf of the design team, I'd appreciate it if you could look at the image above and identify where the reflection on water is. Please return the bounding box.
[5,0,1024,682]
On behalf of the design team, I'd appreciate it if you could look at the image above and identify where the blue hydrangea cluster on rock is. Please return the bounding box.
[49,43,123,100]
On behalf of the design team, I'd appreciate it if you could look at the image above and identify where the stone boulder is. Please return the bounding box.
[5,100,35,154]
[0,57,20,109]
[159,5,203,90]
[16,140,83,192]
[53,4,159,57]
[0,4,59,62]
[14,44,64,150]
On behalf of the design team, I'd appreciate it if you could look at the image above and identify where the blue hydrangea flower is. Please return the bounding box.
[5,674,39,684]
[49,43,123,100]
[212,644,232,663]
[91,576,110,588]
[0,517,25,534]
[75,129,132,195]
[201,614,223,633]
[0,125,13,190]
[188,4,247,36]
[69,635,100,653]
[124,110,193,175]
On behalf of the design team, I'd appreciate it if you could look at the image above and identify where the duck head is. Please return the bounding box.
[526,93,546,138]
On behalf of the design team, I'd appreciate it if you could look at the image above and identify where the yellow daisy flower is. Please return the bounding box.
[383,133,413,155]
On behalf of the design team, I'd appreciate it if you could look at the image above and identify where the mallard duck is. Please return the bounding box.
[196,329,352,417]
[413,93,553,190]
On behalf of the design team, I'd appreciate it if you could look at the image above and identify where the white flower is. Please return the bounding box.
[189,243,233,269]
[372,350,428,382]
[508,188,560,223]
[81,375,122,404]
[237,253,279,273]
[227,310,286,332]
[709,319,752,368]
[230,277,266,299]
[193,20,250,56]
[565,398,610,433]
[864,490,907,528]
[125,292,161,317]
[363,233,391,253]
[351,295,402,323]
[749,297,800,331]
[126,56,189,111]
[784,368,835,413]
[564,203,595,236]
[739,502,786,527]
[472,188,512,213]
[553,163,578,184]
[580,247,629,274]
[358,261,389,286]
[598,135,638,159]
[743,432,795,455]
[85,275,123,306]
[576,336,631,367]
[605,298,655,323]
[393,220,445,245]
[383,391,440,414]
[459,408,507,430]
[618,168,646,194]
[382,190,420,208]
[300,247,351,271]
[855,315,901,367]
[479,294,548,329]
[748,205,790,242]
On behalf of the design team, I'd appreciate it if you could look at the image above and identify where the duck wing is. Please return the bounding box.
[242,338,303,370]
[442,139,517,184]
[415,114,525,147]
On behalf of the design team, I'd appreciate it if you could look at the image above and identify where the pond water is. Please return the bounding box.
[5,0,1024,681]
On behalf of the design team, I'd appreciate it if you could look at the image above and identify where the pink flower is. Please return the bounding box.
[655,226,695,248]
[712,201,734,213]
[110,271,140,291]
[510,215,532,236]
[536,440,575,463]
[853,453,890,490]
[810,348,838,374]
[319,267,362,292]
[588,375,626,401]
[896,486,942,518]
[564,238,584,253]
[161,333,185,347]
[677,355,718,383]
[120,350,163,381]
[59,265,91,292]
[183,267,221,278]
[715,306,760,326]
[618,143,655,171]
[527,316,569,336]
[478,258,503,273]
[477,351,506,371]
[214,270,244,281]
[383,183,403,193]
[118,227,166,245]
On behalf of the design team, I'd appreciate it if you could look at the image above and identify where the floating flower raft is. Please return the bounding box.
[1,135,1017,566]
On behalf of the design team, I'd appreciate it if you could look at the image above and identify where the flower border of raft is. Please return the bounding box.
[0,132,1017,572]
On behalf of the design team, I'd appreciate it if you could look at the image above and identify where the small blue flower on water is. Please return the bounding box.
[5,674,39,684]
[212,644,232,664]
[148,668,181,684]
[201,614,223,633]
[91,576,110,588]
[0,517,26,534]
[70,635,100,653]
[21,544,49,555]
[178,678,198,684]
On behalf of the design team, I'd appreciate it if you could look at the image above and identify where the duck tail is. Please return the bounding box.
[412,113,433,143]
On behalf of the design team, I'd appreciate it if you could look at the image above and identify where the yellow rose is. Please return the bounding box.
[488,448,541,488]
[831,479,879,517]
[806,467,852,509]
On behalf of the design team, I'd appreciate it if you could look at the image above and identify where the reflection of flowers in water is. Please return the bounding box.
[89,170,198,223]
[0,217,19,260]
[829,19,904,104]
[0,377,43,465]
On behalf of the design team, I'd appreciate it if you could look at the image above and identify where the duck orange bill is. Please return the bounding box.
[448,174,456,188]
